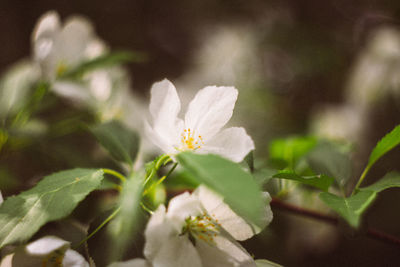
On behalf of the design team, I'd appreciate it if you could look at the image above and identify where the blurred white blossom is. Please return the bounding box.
[145,79,254,162]
[346,27,400,111]
[32,10,104,81]
[0,236,88,267]
[0,60,40,119]
[309,104,365,142]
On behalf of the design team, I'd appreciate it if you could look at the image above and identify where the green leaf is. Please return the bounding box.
[176,152,265,229]
[269,136,317,169]
[319,190,377,228]
[59,51,146,79]
[307,141,352,187]
[108,171,144,260]
[273,171,334,191]
[360,172,400,193]
[0,168,104,248]
[366,124,400,173]
[91,120,140,165]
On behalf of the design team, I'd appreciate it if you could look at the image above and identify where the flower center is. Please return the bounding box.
[41,249,65,267]
[179,128,204,151]
[182,213,221,245]
[56,62,68,77]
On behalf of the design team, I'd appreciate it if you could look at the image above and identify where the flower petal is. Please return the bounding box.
[213,235,256,266]
[108,258,152,267]
[149,79,183,150]
[31,11,61,78]
[195,239,239,267]
[57,16,94,66]
[25,236,69,256]
[185,86,238,139]
[144,205,172,261]
[144,120,176,154]
[31,11,60,62]
[0,254,13,267]
[62,249,89,267]
[195,185,254,241]
[52,81,92,103]
[202,127,255,162]
[166,191,203,231]
[151,235,202,267]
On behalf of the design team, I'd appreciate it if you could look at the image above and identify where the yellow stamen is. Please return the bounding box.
[178,128,204,151]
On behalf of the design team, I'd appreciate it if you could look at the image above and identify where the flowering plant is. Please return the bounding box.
[1,9,400,267]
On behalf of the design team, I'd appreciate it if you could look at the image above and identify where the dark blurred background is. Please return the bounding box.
[1,0,400,266]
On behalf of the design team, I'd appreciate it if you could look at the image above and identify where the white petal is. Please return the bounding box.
[185,86,238,139]
[85,38,108,59]
[144,205,173,261]
[213,235,255,266]
[166,191,203,231]
[25,236,69,256]
[32,11,60,43]
[31,11,60,61]
[88,70,112,101]
[144,120,176,154]
[149,79,183,149]
[52,81,91,103]
[151,235,202,267]
[259,192,273,233]
[0,254,13,267]
[202,127,255,162]
[31,11,60,77]
[57,16,94,66]
[195,240,239,267]
[195,185,254,241]
[108,258,152,267]
[62,249,89,267]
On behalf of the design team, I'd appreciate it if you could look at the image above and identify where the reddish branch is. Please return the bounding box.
[270,198,400,248]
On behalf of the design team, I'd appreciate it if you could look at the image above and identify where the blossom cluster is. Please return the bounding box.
[0,10,278,267]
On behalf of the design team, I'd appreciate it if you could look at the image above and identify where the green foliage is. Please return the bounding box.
[365,124,400,175]
[108,171,145,260]
[269,136,317,169]
[59,51,146,80]
[177,152,265,229]
[319,190,377,228]
[91,120,140,165]
[145,154,172,181]
[307,141,352,187]
[0,168,104,248]
[320,172,400,228]
[360,172,400,193]
[273,171,334,191]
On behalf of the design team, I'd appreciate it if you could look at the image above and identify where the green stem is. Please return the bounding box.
[165,162,178,178]
[140,202,154,214]
[352,166,370,196]
[103,168,126,182]
[74,207,121,249]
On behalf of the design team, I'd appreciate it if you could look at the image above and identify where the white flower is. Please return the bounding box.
[0,236,89,267]
[144,185,271,267]
[32,11,104,81]
[145,79,255,162]
[31,11,112,104]
[0,60,41,119]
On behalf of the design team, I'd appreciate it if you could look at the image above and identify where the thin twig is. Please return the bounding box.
[270,198,400,248]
